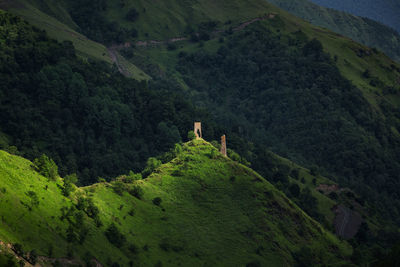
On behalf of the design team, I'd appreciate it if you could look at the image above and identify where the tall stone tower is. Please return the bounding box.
[220,135,227,156]
[194,122,202,139]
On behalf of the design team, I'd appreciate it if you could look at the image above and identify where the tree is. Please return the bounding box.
[129,185,144,199]
[126,8,139,21]
[141,157,162,178]
[62,173,78,196]
[187,130,196,140]
[289,183,300,198]
[113,181,125,196]
[105,223,126,248]
[33,154,58,180]
[152,197,162,206]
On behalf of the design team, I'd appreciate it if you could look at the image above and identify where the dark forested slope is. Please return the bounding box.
[309,0,400,34]
[267,0,400,62]
[0,10,206,184]
[171,22,400,226]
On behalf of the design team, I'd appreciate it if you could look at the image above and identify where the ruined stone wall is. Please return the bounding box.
[220,135,227,156]
[194,122,202,139]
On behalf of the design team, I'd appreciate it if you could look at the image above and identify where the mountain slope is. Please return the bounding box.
[1,0,400,231]
[309,0,400,34]
[0,141,352,266]
[0,0,149,80]
[266,0,400,62]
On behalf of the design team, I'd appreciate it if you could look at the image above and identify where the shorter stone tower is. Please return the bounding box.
[194,122,202,139]
[220,135,227,156]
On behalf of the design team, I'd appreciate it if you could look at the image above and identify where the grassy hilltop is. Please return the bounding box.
[0,140,352,266]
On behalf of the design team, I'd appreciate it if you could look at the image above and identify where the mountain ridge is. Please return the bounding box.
[0,140,352,266]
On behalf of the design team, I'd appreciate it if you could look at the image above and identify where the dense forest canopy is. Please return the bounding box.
[172,23,400,225]
[0,11,211,184]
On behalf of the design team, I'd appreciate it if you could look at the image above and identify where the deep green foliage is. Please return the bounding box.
[175,23,400,225]
[126,8,139,22]
[129,185,144,199]
[187,131,196,140]
[66,0,133,44]
[62,173,78,196]
[141,157,162,178]
[152,197,162,206]
[0,251,18,267]
[0,11,202,184]
[105,223,126,248]
[33,154,58,181]
[113,181,126,196]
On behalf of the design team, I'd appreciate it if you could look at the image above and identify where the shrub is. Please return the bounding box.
[129,185,144,199]
[128,209,135,216]
[152,197,162,206]
[289,183,300,198]
[187,130,196,140]
[290,169,300,180]
[13,243,24,256]
[126,8,139,22]
[209,149,218,159]
[174,143,183,155]
[227,149,240,162]
[141,157,162,178]
[0,251,18,267]
[105,223,126,248]
[62,173,78,197]
[113,181,126,196]
[167,43,177,50]
[26,191,39,210]
[210,140,221,150]
[128,243,138,254]
[309,165,318,176]
[328,191,338,200]
[33,154,58,180]
[86,198,100,218]
[125,171,142,183]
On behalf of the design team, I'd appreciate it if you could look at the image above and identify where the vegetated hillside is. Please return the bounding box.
[309,0,400,34]
[266,0,400,62]
[0,10,209,185]
[2,0,400,235]
[0,141,352,266]
[0,0,149,80]
[132,16,400,230]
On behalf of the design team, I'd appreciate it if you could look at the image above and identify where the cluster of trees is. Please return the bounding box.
[0,11,211,185]
[66,0,138,44]
[174,23,400,226]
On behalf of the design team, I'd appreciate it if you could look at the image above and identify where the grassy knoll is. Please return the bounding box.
[0,140,352,266]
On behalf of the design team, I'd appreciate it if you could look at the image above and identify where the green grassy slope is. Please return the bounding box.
[0,141,352,266]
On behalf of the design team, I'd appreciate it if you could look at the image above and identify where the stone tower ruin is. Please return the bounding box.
[194,122,202,139]
[220,135,227,156]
